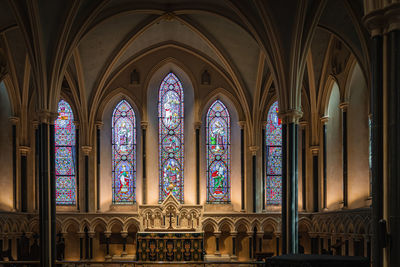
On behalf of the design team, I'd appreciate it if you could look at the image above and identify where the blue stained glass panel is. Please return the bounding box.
[159,73,184,202]
[265,101,282,205]
[112,100,136,204]
[55,100,76,205]
[206,100,230,203]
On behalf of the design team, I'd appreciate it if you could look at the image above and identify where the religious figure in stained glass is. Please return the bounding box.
[112,100,136,204]
[159,73,184,202]
[265,101,282,205]
[206,100,230,203]
[55,100,76,205]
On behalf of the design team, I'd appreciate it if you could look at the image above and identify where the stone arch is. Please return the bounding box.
[124,218,140,232]
[202,218,218,233]
[234,218,251,233]
[262,218,279,233]
[107,218,124,233]
[218,218,235,233]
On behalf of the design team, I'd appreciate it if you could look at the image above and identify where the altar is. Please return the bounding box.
[137,194,204,262]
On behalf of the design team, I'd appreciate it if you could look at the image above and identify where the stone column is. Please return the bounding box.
[275,233,280,256]
[249,146,259,213]
[238,121,246,211]
[257,231,264,253]
[74,121,80,210]
[121,231,128,256]
[104,231,112,261]
[141,122,148,204]
[214,231,221,255]
[88,231,95,259]
[81,146,92,212]
[280,110,302,254]
[95,121,103,211]
[78,232,85,260]
[19,146,31,212]
[9,117,19,211]
[339,102,349,209]
[310,146,319,212]
[299,121,308,211]
[320,116,329,211]
[195,122,201,205]
[363,8,384,267]
[247,231,253,259]
[230,231,238,260]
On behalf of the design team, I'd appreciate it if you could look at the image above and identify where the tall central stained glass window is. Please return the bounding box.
[206,100,230,203]
[159,73,184,203]
[55,100,76,205]
[112,100,136,204]
[265,101,282,205]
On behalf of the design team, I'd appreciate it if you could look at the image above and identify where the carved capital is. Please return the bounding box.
[104,231,112,238]
[238,121,246,129]
[8,116,19,125]
[120,231,128,238]
[249,146,259,156]
[363,9,385,37]
[339,102,349,111]
[194,121,201,130]
[81,146,92,155]
[31,120,39,129]
[310,146,320,155]
[320,116,329,124]
[141,121,148,130]
[385,4,400,32]
[214,231,221,238]
[230,231,238,237]
[95,121,104,130]
[37,110,58,124]
[19,146,31,156]
[279,109,303,124]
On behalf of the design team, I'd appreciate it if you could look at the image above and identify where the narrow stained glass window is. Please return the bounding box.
[112,100,136,204]
[159,73,184,203]
[265,101,282,205]
[206,100,230,203]
[55,100,76,205]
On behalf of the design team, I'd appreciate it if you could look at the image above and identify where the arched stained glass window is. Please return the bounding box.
[206,100,230,203]
[265,101,282,205]
[112,100,136,204]
[55,100,76,205]
[159,73,184,203]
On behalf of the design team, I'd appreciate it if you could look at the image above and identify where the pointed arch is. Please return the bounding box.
[55,100,77,205]
[112,100,136,204]
[206,100,230,203]
[158,72,184,203]
[265,101,282,205]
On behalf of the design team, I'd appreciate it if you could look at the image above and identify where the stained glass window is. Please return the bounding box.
[265,101,282,205]
[159,73,184,203]
[55,100,76,205]
[206,100,230,203]
[112,100,136,204]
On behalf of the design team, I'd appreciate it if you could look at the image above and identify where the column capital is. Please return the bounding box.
[104,231,112,238]
[77,232,85,238]
[73,120,80,129]
[81,146,92,155]
[320,116,329,124]
[37,110,59,124]
[278,109,303,124]
[88,231,96,238]
[19,146,31,156]
[299,120,308,127]
[310,146,320,155]
[31,120,39,129]
[256,231,264,238]
[246,231,254,236]
[141,121,148,130]
[230,231,238,237]
[238,120,246,129]
[194,121,202,130]
[249,146,259,156]
[363,9,385,37]
[95,121,103,129]
[214,231,222,238]
[386,4,400,32]
[8,116,19,125]
[338,102,349,111]
[120,231,128,238]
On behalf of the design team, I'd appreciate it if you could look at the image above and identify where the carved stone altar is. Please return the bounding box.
[139,194,202,231]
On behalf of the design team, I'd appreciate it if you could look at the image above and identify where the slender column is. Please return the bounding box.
[276,234,280,256]
[257,231,264,252]
[82,146,92,212]
[230,232,238,260]
[195,122,201,204]
[339,103,349,208]
[38,111,58,267]
[247,232,253,259]
[214,232,221,255]
[75,123,80,210]
[388,26,400,267]
[34,122,39,211]
[311,147,319,212]
[104,231,112,260]
[78,232,84,260]
[281,122,287,254]
[88,231,95,259]
[262,125,266,211]
[96,122,103,211]
[321,116,329,211]
[9,117,18,211]
[141,122,148,204]
[121,231,128,256]
[19,146,30,212]
[363,11,384,267]
[299,121,307,211]
[239,121,245,211]
[250,146,259,213]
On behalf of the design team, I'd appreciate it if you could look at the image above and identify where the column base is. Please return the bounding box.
[105,255,112,261]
